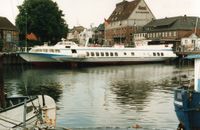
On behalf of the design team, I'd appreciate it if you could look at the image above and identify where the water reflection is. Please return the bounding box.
[3,64,187,129]
[4,67,63,101]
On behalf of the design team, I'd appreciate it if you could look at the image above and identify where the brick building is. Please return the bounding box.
[105,0,155,45]
[134,16,200,46]
[0,16,19,52]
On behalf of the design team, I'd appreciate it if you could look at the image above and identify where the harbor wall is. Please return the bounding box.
[1,53,28,65]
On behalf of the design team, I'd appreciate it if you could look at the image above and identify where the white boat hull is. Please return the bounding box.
[0,95,56,129]
[19,53,63,63]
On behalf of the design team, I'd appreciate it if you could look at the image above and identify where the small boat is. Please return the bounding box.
[0,95,56,129]
[174,54,200,130]
[19,39,177,67]
[0,53,56,129]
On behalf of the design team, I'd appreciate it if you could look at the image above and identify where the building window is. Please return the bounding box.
[115,52,118,56]
[152,33,155,38]
[162,32,165,37]
[165,32,168,37]
[156,33,159,37]
[192,40,196,44]
[147,33,150,38]
[6,33,12,42]
[173,31,177,37]
[153,52,156,56]
[169,32,172,37]
[149,33,152,38]
[131,52,135,56]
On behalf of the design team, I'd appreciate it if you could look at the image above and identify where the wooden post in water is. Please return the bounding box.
[0,53,5,108]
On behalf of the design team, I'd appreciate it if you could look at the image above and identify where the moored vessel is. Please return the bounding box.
[19,39,177,67]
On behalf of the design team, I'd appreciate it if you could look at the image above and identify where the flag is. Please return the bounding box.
[104,18,110,27]
[26,33,37,41]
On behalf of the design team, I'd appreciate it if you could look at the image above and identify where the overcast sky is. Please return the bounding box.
[0,0,199,28]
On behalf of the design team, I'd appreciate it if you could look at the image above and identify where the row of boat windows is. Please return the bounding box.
[32,49,164,57]
[86,52,164,57]
[32,49,61,53]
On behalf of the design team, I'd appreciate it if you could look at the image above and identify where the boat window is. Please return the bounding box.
[131,52,135,56]
[161,52,164,56]
[110,52,113,56]
[86,52,90,56]
[96,52,99,56]
[91,52,95,56]
[153,52,156,56]
[115,52,118,56]
[105,52,109,56]
[124,52,127,55]
[65,46,71,48]
[43,49,48,52]
[49,49,54,53]
[101,52,104,56]
[71,49,77,53]
[55,49,60,53]
[157,52,160,56]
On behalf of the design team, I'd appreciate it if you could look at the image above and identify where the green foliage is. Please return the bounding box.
[15,0,68,44]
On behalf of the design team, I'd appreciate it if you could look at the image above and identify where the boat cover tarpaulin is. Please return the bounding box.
[185,54,200,59]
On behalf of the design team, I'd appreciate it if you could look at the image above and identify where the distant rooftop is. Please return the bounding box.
[144,15,200,32]
[0,16,17,31]
[108,0,141,22]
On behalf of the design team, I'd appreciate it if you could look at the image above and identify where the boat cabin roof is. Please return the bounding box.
[55,41,77,47]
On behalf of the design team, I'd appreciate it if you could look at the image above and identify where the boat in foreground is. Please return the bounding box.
[0,54,56,129]
[174,54,200,130]
[0,95,56,129]
[19,39,177,67]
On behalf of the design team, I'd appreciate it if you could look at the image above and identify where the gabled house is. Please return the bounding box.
[0,16,19,52]
[105,0,155,45]
[180,33,200,51]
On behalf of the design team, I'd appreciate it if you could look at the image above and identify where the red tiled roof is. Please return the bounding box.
[108,0,141,22]
[0,16,17,31]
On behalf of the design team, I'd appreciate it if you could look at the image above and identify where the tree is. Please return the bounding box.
[16,0,68,44]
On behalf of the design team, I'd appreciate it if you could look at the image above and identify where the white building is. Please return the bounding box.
[181,33,200,51]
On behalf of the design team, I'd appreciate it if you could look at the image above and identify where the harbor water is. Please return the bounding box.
[3,64,193,130]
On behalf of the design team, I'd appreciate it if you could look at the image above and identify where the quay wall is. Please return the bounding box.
[1,53,28,65]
